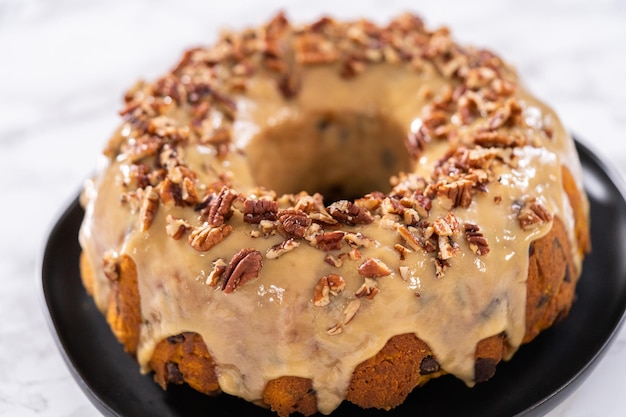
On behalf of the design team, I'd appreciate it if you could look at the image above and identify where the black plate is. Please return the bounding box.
[41,139,626,417]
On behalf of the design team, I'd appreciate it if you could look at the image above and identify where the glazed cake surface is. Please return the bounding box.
[79,12,590,415]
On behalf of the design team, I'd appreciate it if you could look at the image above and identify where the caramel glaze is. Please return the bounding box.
[78,13,589,414]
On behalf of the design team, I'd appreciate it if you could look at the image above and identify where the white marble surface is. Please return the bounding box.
[1,0,625,415]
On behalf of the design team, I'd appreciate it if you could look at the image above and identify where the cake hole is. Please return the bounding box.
[246,111,413,203]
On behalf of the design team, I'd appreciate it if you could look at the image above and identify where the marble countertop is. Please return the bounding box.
[1,0,625,415]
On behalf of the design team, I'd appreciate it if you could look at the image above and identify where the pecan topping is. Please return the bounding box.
[432,212,461,237]
[266,238,300,259]
[243,199,278,223]
[222,248,263,294]
[517,198,552,230]
[354,192,385,211]
[160,165,200,207]
[314,231,345,251]
[313,274,346,306]
[355,278,379,299]
[327,323,343,335]
[343,232,375,248]
[199,186,238,227]
[380,197,406,216]
[324,254,344,268]
[165,215,191,240]
[464,223,490,255]
[438,235,460,260]
[159,178,183,207]
[405,128,429,159]
[397,225,423,252]
[433,257,451,278]
[188,224,234,252]
[206,259,227,287]
[394,243,413,260]
[343,299,361,325]
[123,134,163,163]
[437,178,474,209]
[473,131,525,148]
[139,186,159,232]
[358,258,392,278]
[328,200,373,225]
[277,209,311,238]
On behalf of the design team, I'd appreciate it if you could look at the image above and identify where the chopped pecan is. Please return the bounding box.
[202,127,232,156]
[327,323,343,335]
[295,193,337,225]
[432,212,461,237]
[277,209,311,238]
[258,219,278,236]
[327,274,346,295]
[433,257,451,278]
[327,200,373,225]
[123,134,163,163]
[396,225,422,252]
[243,199,278,223]
[355,278,379,299]
[199,186,238,227]
[266,238,300,259]
[358,258,392,278]
[313,277,331,307]
[343,299,361,325]
[159,178,183,207]
[438,235,460,260]
[464,223,490,255]
[165,215,191,240]
[437,178,474,209]
[313,274,346,306]
[181,176,200,205]
[222,248,263,293]
[139,186,159,232]
[398,266,411,282]
[188,224,234,252]
[405,128,429,159]
[324,254,343,268]
[206,259,227,287]
[354,192,385,211]
[473,131,525,148]
[414,193,432,218]
[348,248,363,260]
[394,243,413,260]
[380,197,406,216]
[517,198,552,230]
[314,231,346,251]
[122,163,151,189]
[487,98,522,130]
[343,232,375,248]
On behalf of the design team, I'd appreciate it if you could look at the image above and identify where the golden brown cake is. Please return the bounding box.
[78,12,590,416]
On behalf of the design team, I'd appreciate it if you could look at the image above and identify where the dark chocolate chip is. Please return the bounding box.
[420,356,440,375]
[165,362,184,384]
[474,357,497,383]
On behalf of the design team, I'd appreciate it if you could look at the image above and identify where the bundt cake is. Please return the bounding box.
[78,12,590,416]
